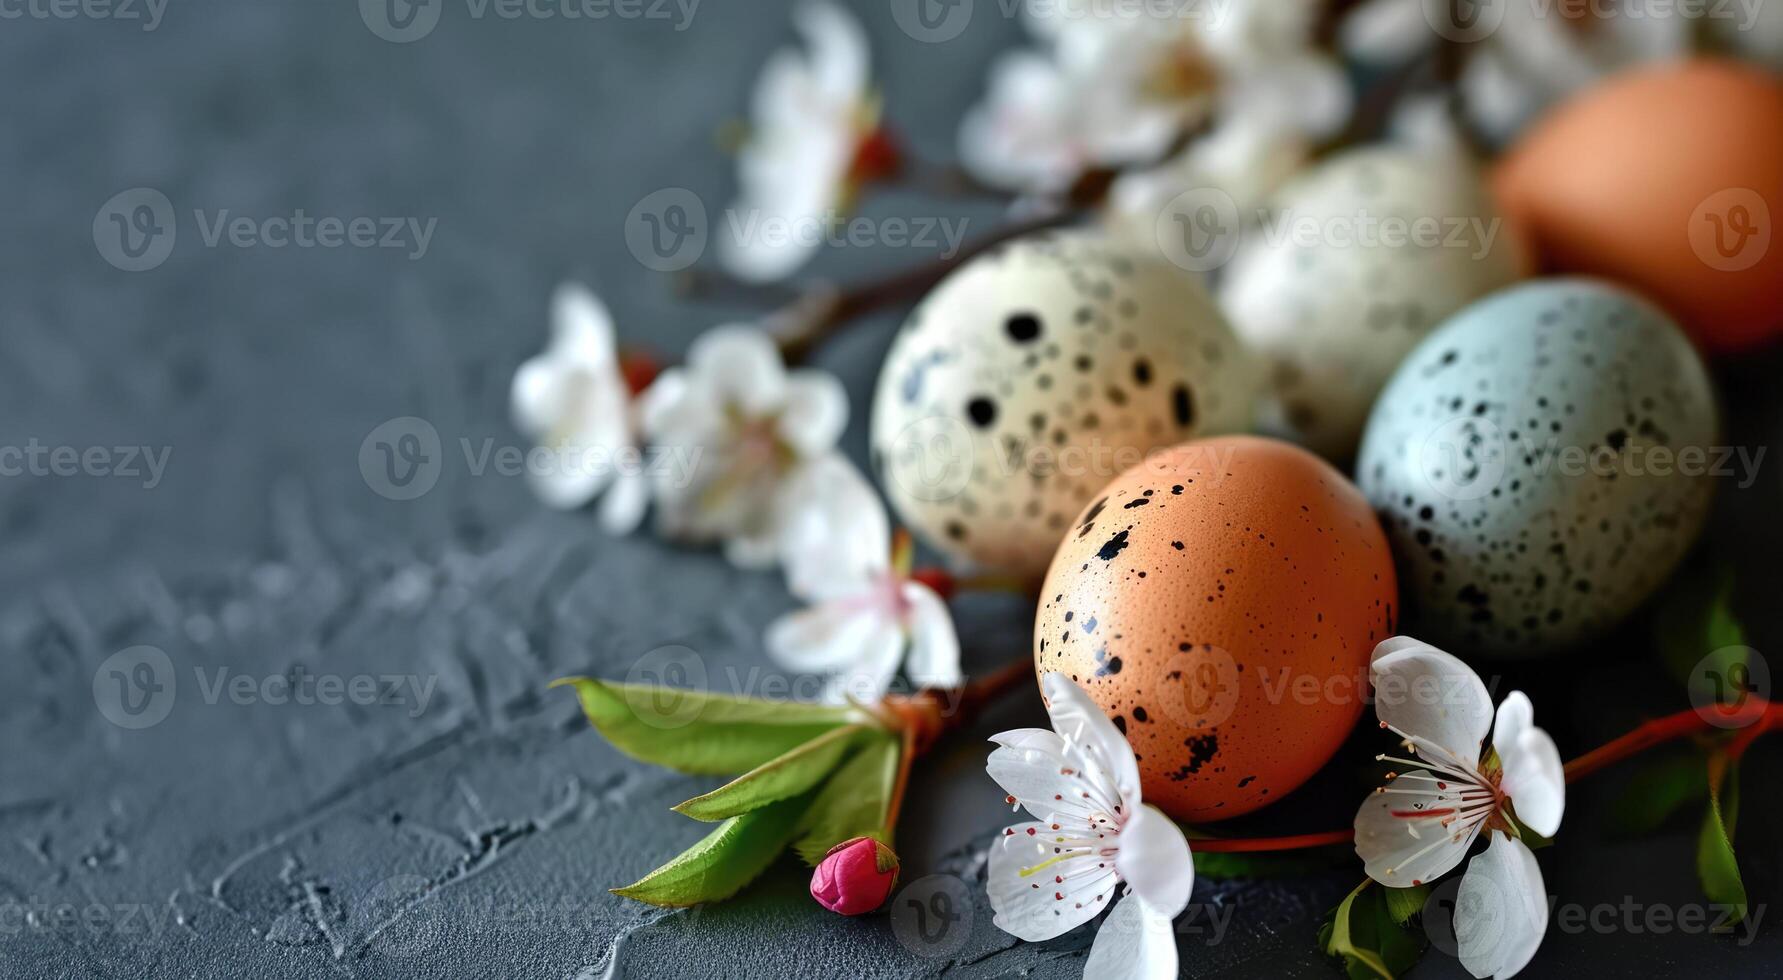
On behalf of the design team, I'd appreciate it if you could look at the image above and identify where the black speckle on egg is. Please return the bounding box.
[967,397,998,428]
[1006,313,1043,343]
[1096,530,1131,561]
[1172,384,1195,428]
[1078,497,1108,537]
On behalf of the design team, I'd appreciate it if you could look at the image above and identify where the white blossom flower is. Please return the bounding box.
[767,455,960,703]
[1355,637,1565,979]
[1104,115,1311,245]
[510,283,651,531]
[722,1,897,283]
[639,325,847,568]
[961,0,1348,194]
[987,673,1193,980]
[1341,0,1694,142]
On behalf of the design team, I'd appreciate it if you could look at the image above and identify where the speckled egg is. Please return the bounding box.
[1220,147,1528,461]
[1494,61,1783,352]
[870,231,1257,578]
[1357,279,1719,655]
[1036,436,1397,822]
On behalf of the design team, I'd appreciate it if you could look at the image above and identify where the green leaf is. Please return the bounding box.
[673,724,867,821]
[1654,569,1749,707]
[1605,751,1707,837]
[1319,880,1427,980]
[553,677,862,775]
[612,789,813,907]
[1383,884,1431,926]
[792,731,900,865]
[1697,753,1748,927]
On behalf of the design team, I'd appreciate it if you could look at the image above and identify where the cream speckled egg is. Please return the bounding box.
[1357,279,1719,655]
[1220,148,1527,461]
[870,231,1257,578]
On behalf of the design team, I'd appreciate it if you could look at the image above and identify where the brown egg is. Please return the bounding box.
[1035,436,1396,822]
[1494,60,1783,352]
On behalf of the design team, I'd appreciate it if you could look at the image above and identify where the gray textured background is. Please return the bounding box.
[1,1,1780,977]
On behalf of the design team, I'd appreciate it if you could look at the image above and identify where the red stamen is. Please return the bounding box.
[618,350,662,396]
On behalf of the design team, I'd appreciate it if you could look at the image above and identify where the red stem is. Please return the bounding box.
[1193,830,1357,853]
[1564,697,1776,781]
[1160,697,1781,855]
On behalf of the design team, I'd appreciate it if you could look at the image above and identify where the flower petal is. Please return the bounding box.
[1041,672,1144,808]
[988,727,1062,752]
[1081,894,1179,980]
[1339,0,1433,64]
[1354,769,1482,887]
[793,0,868,103]
[987,822,1118,942]
[686,325,788,417]
[1494,692,1565,838]
[549,282,617,368]
[599,465,651,535]
[901,582,962,689]
[524,461,606,512]
[724,527,783,570]
[777,455,888,602]
[510,356,566,437]
[1370,637,1494,771]
[766,603,884,673]
[1113,804,1193,920]
[1457,833,1550,980]
[986,731,1100,826]
[817,618,904,704]
[776,370,849,457]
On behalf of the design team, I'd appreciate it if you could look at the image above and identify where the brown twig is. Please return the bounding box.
[765,209,1084,364]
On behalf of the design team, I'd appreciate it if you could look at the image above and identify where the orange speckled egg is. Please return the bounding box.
[1035,436,1396,822]
[1493,60,1783,352]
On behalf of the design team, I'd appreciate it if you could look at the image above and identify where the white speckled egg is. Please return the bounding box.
[1357,279,1719,655]
[870,231,1257,578]
[1220,147,1528,461]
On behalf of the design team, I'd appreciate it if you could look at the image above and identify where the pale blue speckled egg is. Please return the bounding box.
[1356,279,1719,655]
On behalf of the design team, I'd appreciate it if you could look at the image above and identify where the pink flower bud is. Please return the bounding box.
[809,837,899,915]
